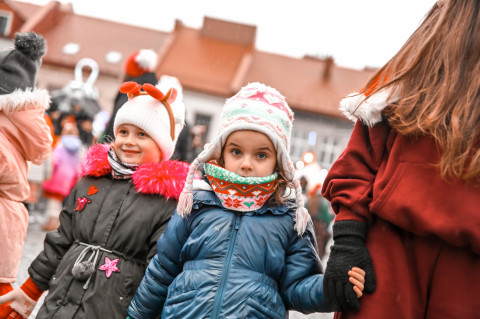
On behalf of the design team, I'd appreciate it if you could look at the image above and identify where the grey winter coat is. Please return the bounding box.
[28,144,189,318]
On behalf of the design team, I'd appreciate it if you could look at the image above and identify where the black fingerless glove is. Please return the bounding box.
[323,220,376,312]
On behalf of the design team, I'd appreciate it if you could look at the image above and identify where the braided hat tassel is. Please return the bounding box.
[294,178,310,236]
[177,159,200,217]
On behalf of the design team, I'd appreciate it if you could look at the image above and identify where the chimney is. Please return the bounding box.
[174,19,184,31]
[322,56,334,82]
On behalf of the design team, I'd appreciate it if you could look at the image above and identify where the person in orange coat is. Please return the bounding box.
[321,0,480,318]
[0,32,52,317]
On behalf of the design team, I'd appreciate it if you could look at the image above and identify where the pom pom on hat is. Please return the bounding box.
[176,82,311,235]
[0,32,46,95]
[124,49,158,78]
[0,32,50,112]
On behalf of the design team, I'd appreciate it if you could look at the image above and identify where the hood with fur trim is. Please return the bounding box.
[0,88,50,113]
[339,88,400,127]
[80,144,189,200]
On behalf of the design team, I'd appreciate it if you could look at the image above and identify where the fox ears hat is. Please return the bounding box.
[0,32,50,112]
[176,82,311,236]
[113,79,185,161]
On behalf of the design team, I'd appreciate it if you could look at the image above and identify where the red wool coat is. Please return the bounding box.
[322,93,480,255]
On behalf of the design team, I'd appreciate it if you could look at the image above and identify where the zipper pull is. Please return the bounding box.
[234,214,241,230]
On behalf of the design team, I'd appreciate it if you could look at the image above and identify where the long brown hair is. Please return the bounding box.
[364,0,480,180]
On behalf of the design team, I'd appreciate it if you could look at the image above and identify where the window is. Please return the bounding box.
[290,128,310,163]
[63,43,80,55]
[316,135,340,169]
[194,113,211,136]
[290,126,343,169]
[105,51,122,64]
[0,10,12,36]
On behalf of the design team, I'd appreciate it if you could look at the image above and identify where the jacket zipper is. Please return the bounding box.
[211,214,241,319]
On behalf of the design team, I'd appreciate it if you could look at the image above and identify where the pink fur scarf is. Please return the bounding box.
[80,144,189,200]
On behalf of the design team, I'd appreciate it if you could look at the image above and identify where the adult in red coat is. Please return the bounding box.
[321,0,480,318]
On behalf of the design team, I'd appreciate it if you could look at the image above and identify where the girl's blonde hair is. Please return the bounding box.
[364,1,480,180]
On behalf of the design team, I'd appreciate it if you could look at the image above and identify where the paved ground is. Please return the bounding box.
[17,217,334,319]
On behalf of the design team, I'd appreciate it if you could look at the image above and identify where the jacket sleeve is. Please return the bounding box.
[27,183,77,291]
[9,108,52,165]
[146,200,178,263]
[127,212,188,319]
[280,220,330,313]
[321,120,391,222]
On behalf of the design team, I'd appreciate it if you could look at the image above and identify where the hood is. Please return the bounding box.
[80,144,190,200]
[0,88,52,164]
[339,87,400,127]
[0,88,50,113]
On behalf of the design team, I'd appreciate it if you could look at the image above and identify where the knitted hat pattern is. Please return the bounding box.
[113,77,185,161]
[0,32,50,112]
[177,82,310,235]
[124,49,158,78]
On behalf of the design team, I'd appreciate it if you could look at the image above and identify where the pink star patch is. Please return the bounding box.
[98,257,120,278]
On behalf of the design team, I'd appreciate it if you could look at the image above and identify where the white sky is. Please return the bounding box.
[18,0,438,70]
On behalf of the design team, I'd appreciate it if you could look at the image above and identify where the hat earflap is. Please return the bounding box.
[177,158,201,217]
[293,178,310,236]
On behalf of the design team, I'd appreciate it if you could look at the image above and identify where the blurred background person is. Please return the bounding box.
[297,158,334,260]
[190,124,207,160]
[41,118,81,231]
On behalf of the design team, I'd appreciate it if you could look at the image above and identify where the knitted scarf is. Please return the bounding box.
[204,162,277,212]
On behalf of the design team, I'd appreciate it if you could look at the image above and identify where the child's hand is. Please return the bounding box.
[348,267,366,298]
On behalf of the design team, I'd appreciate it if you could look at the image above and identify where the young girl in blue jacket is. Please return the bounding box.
[127,82,365,319]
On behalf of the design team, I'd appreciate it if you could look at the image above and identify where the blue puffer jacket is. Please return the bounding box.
[128,190,329,319]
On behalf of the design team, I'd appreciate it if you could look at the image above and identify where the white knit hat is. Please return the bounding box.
[113,79,185,161]
[177,82,310,235]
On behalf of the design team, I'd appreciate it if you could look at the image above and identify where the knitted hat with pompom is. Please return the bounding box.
[124,49,158,78]
[0,32,50,112]
[177,82,310,236]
